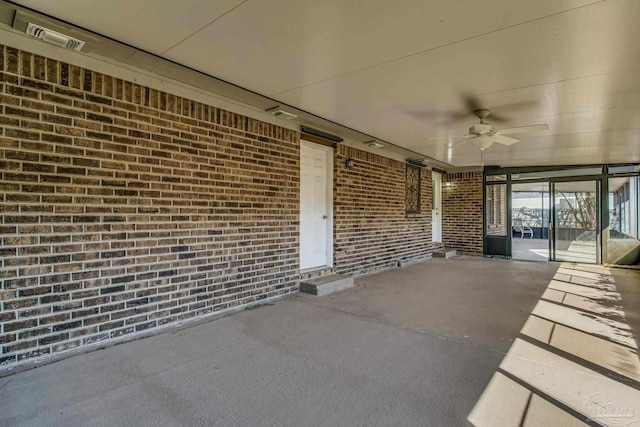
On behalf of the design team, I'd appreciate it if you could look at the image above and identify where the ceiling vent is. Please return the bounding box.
[266,106,298,120]
[25,23,86,51]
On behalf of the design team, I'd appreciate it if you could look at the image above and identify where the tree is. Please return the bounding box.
[559,192,597,229]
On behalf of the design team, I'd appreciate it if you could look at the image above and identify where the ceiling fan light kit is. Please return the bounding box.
[469,135,494,150]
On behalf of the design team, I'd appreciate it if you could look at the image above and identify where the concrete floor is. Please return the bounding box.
[512,238,549,262]
[470,263,640,427]
[0,258,637,426]
[512,238,599,264]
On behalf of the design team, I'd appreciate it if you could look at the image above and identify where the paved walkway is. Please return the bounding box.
[0,258,637,426]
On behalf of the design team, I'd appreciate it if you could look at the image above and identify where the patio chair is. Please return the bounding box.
[513,218,533,239]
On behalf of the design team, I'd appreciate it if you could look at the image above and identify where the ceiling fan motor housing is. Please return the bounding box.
[468,123,494,135]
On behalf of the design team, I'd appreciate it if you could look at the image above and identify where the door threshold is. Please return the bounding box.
[300,266,332,274]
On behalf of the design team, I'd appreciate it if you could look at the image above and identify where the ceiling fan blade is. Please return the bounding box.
[425,135,466,141]
[488,101,539,123]
[448,137,473,148]
[461,95,520,122]
[405,109,461,121]
[463,94,483,113]
[497,124,549,135]
[438,112,471,124]
[485,112,509,123]
[493,135,519,145]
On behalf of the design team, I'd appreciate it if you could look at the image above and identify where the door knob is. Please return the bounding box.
[322,215,327,219]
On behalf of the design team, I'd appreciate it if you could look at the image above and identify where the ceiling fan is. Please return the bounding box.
[427,108,549,151]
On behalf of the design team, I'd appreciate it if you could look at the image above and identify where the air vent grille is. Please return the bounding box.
[25,23,86,51]
[27,25,45,38]
[266,107,298,120]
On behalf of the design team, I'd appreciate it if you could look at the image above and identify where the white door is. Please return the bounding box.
[300,141,332,270]
[432,171,442,243]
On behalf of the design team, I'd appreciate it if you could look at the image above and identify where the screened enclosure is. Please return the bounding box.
[484,165,640,265]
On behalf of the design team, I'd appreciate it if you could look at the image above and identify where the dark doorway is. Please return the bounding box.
[512,183,549,262]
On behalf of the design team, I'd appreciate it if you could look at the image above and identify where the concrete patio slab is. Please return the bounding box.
[307,257,559,353]
[3,257,636,427]
[511,238,549,262]
[520,315,553,343]
[522,394,588,427]
[500,338,640,424]
[471,263,640,427]
[550,324,640,381]
[532,300,635,348]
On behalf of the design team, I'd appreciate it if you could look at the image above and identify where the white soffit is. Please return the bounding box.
[12,0,247,54]
[274,1,639,122]
[8,0,640,168]
[162,0,598,96]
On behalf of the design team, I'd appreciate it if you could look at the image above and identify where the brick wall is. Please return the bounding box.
[333,145,434,275]
[442,171,483,255]
[0,45,300,366]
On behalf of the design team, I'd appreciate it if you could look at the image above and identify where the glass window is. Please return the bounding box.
[608,176,638,240]
[606,176,639,264]
[608,165,639,175]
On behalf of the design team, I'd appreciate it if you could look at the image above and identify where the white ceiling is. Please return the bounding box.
[12,0,640,168]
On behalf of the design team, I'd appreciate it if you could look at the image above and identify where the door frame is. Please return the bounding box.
[300,140,334,270]
[432,171,442,243]
[483,181,511,257]
[549,178,602,264]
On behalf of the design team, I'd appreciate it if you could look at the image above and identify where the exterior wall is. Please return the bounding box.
[442,171,483,255]
[333,145,434,275]
[0,45,300,366]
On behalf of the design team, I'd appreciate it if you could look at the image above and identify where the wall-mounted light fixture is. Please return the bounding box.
[345,158,355,169]
[443,181,453,188]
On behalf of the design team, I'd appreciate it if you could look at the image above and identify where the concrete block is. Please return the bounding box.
[432,248,457,258]
[300,274,354,297]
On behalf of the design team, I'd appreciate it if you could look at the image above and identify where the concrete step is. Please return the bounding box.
[300,274,354,297]
[433,248,457,258]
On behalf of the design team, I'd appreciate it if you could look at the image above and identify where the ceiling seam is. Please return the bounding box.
[337,69,626,124]
[160,0,249,55]
[268,0,608,98]
[460,70,633,103]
